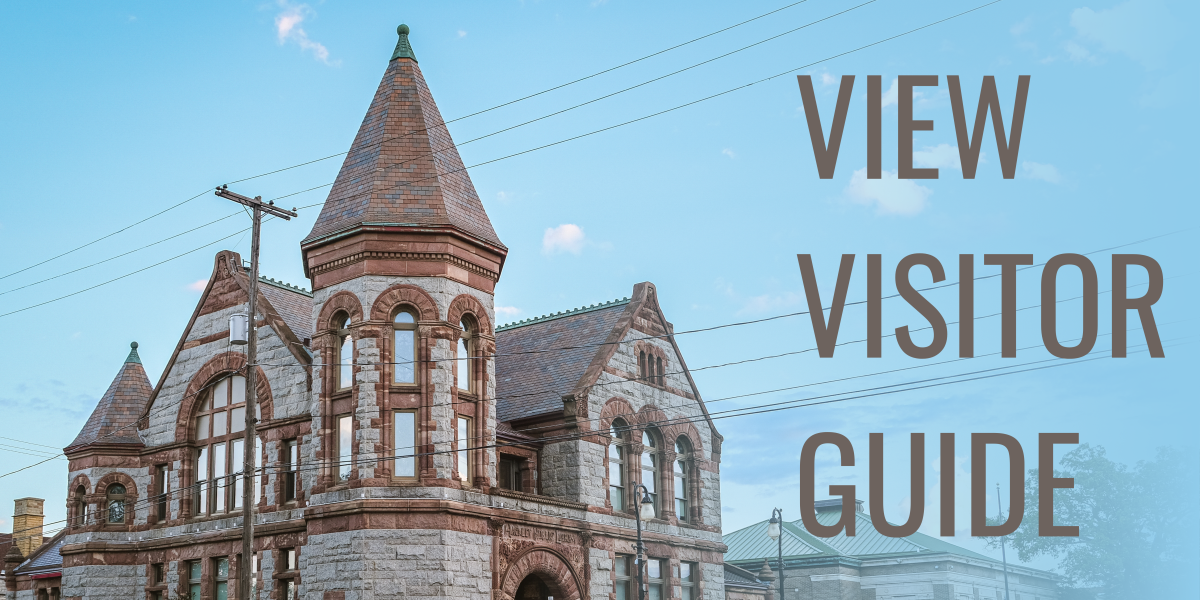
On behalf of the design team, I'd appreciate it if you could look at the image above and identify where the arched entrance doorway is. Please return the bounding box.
[515,574,556,600]
[499,548,583,600]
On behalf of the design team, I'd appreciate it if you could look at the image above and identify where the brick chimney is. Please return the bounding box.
[12,498,44,557]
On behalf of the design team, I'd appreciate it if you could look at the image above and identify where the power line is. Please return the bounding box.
[5,0,814,281]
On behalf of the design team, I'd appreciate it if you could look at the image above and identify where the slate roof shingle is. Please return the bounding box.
[302,29,503,250]
[258,276,314,342]
[494,299,630,423]
[68,343,153,448]
[13,530,64,576]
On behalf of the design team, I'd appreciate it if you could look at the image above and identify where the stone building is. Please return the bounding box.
[722,500,1060,600]
[16,24,729,600]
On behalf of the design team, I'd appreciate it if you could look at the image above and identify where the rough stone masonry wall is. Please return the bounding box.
[300,528,492,600]
[143,302,309,447]
[310,275,497,484]
[540,440,607,506]
[61,564,144,600]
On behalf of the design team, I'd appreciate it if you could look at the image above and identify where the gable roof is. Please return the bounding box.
[494,282,721,448]
[13,529,64,577]
[142,250,312,420]
[495,299,629,422]
[67,342,153,449]
[723,507,994,564]
[301,25,503,252]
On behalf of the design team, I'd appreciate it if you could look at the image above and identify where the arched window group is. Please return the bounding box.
[106,484,126,524]
[638,350,665,386]
[606,419,697,524]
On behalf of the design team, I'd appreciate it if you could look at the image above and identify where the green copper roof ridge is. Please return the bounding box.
[259,274,313,297]
[125,341,142,364]
[496,297,631,332]
[391,24,417,62]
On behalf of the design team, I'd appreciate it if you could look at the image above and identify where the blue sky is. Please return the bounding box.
[0,0,1195,573]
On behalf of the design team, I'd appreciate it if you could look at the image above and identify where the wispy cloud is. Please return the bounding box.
[542,224,586,255]
[275,1,337,65]
[820,72,837,86]
[721,148,736,159]
[844,168,932,216]
[457,30,468,38]
[187,279,209,292]
[1069,0,1175,68]
[1022,161,1062,184]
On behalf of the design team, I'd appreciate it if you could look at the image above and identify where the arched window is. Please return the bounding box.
[641,430,660,518]
[73,486,88,528]
[335,313,353,391]
[106,484,127,524]
[193,375,257,516]
[638,351,647,381]
[457,317,474,393]
[674,437,692,521]
[656,356,664,386]
[393,309,418,384]
[608,419,628,511]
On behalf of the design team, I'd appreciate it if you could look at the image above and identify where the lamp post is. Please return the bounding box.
[633,483,655,600]
[767,508,784,600]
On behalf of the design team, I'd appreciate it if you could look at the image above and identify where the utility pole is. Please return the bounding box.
[215,185,297,600]
[997,483,1012,600]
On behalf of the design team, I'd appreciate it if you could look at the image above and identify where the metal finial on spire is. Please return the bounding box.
[391,24,417,62]
[125,341,142,364]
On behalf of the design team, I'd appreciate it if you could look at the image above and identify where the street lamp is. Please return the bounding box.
[767,508,784,600]
[633,484,655,600]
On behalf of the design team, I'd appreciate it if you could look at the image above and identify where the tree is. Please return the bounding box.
[984,444,1199,599]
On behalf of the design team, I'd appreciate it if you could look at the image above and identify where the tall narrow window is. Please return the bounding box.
[231,439,244,509]
[393,310,417,384]
[499,455,523,491]
[283,439,298,502]
[641,431,658,517]
[255,438,263,504]
[155,465,168,522]
[106,484,126,524]
[394,410,416,478]
[213,442,227,512]
[337,415,353,482]
[456,416,471,482]
[674,437,691,521]
[646,558,664,600]
[194,375,252,516]
[73,486,88,528]
[213,557,230,600]
[279,548,299,600]
[336,313,353,390]
[609,420,627,510]
[680,563,697,600]
[656,356,664,385]
[638,351,646,381]
[187,561,202,600]
[614,555,632,600]
[194,447,207,514]
[148,563,166,600]
[457,319,473,392]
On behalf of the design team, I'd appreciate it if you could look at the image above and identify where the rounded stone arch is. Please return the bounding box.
[93,472,139,504]
[599,397,636,437]
[317,290,364,332]
[370,284,439,322]
[634,404,668,430]
[660,421,704,456]
[447,293,493,335]
[68,473,92,495]
[499,548,583,600]
[174,352,274,443]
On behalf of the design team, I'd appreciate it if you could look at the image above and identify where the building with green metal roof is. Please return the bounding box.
[722,500,1060,600]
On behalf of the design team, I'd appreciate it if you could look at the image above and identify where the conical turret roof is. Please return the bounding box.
[68,342,152,449]
[302,24,504,250]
